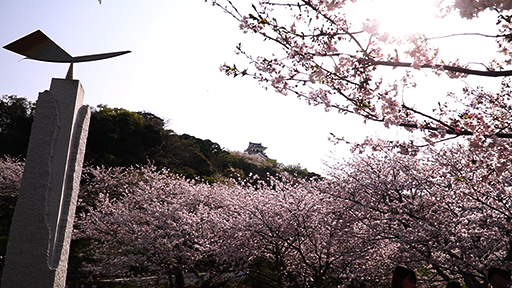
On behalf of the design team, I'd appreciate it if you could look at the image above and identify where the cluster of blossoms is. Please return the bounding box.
[75,165,371,287]
[0,157,24,223]
[452,0,512,18]
[0,157,23,196]
[66,144,512,288]
[3,146,512,287]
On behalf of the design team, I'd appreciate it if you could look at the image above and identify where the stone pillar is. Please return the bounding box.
[1,78,91,288]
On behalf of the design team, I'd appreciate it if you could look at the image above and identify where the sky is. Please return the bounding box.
[0,0,503,175]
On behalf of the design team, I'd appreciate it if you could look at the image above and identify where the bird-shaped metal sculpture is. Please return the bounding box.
[3,30,131,79]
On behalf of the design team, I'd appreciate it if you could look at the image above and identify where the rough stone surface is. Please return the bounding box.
[1,78,91,288]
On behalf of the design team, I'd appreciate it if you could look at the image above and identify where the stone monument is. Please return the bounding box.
[1,30,130,288]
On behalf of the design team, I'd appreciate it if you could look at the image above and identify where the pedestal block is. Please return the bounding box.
[1,78,91,288]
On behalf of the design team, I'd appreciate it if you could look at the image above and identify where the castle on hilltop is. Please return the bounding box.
[245,142,269,159]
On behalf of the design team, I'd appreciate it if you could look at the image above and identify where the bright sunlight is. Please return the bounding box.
[364,0,439,37]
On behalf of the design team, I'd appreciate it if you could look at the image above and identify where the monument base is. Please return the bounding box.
[1,78,91,288]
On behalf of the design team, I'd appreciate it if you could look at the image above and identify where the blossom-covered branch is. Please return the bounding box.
[210,0,512,150]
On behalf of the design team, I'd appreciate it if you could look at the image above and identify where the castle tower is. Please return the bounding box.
[245,142,269,159]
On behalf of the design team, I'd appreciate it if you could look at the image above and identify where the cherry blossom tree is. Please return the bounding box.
[0,157,23,237]
[74,152,512,288]
[76,165,396,288]
[216,174,392,288]
[0,152,507,288]
[208,0,512,151]
[328,144,512,288]
[76,165,240,288]
[0,157,23,206]
[199,5,512,283]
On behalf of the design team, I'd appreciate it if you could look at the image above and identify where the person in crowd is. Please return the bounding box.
[391,265,417,288]
[488,268,512,288]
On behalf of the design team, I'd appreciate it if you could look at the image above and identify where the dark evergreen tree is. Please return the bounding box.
[0,95,34,159]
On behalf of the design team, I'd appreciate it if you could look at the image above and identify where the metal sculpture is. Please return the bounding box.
[3,30,130,78]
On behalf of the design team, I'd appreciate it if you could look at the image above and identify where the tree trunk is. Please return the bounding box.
[166,264,185,288]
[464,274,486,288]
[168,268,175,288]
[174,265,185,288]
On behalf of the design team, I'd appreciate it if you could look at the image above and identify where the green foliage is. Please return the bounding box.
[0,95,35,159]
[280,163,321,179]
[85,105,165,167]
[85,104,320,182]
[0,96,320,183]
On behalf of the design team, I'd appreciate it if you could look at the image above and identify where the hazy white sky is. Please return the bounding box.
[0,0,502,175]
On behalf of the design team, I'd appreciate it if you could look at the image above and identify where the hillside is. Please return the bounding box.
[0,95,319,182]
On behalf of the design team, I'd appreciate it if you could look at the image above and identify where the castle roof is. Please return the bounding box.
[246,142,267,151]
[245,142,269,158]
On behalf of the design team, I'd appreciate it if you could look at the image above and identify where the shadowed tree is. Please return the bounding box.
[85,105,165,167]
[0,95,34,159]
